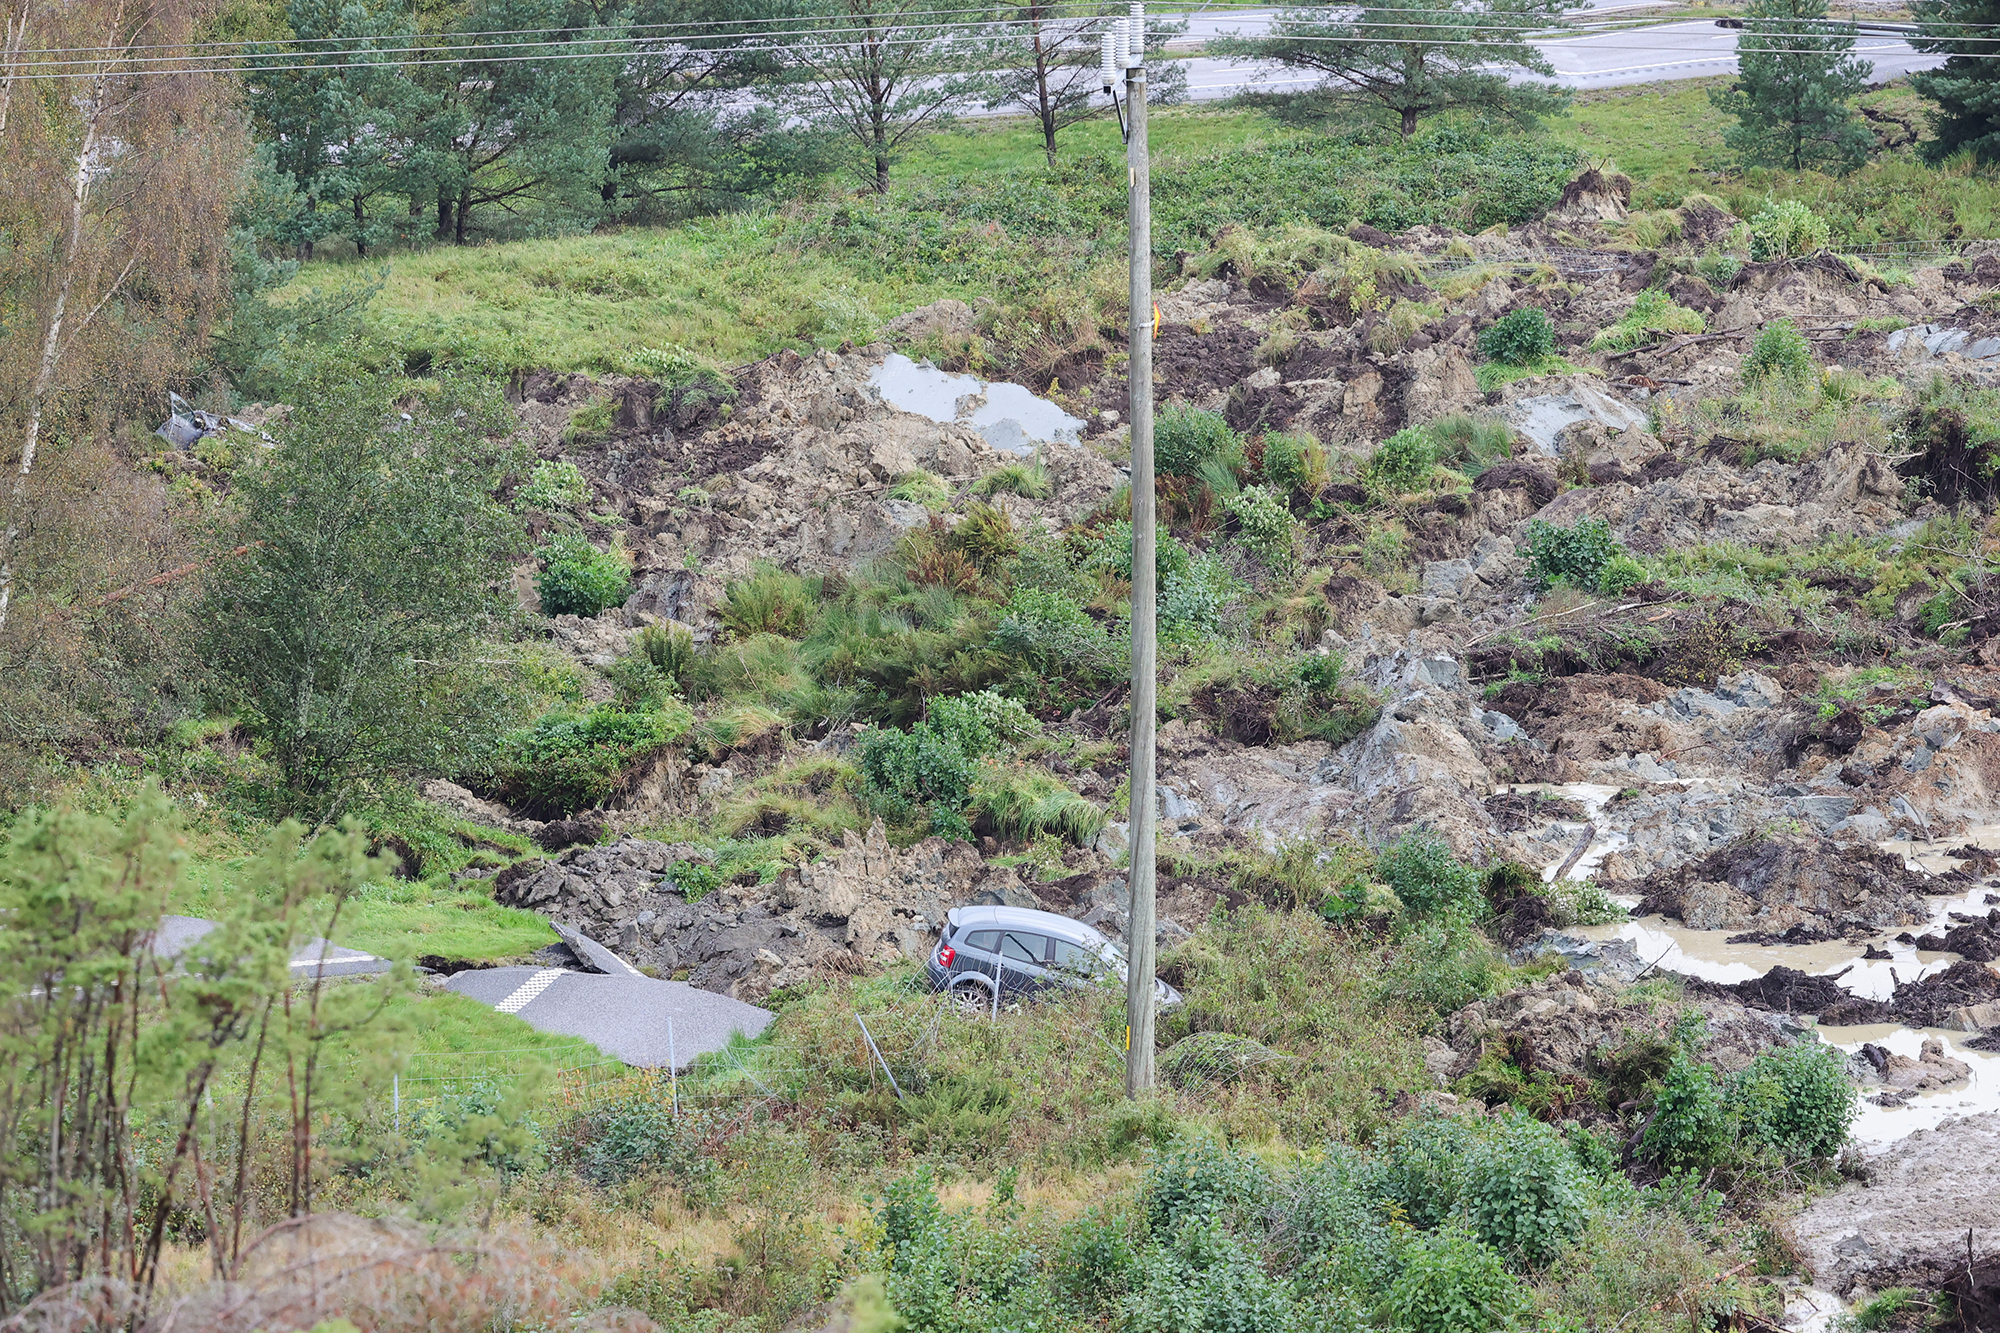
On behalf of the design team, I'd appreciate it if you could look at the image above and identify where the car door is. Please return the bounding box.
[996,931,1052,995]
[957,929,1003,986]
[1049,936,1112,992]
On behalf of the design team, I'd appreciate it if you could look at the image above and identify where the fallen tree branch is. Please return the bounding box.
[95,544,256,607]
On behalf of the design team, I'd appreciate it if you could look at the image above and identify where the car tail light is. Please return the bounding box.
[936,944,956,967]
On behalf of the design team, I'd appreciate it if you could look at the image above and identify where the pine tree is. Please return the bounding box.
[403,0,622,242]
[1911,0,2000,163]
[1710,0,1872,171]
[245,0,427,258]
[1209,0,1571,140]
[594,0,820,220]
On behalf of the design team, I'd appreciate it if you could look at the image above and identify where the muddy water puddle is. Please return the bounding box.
[1820,1023,2000,1146]
[1499,785,2000,1143]
[1567,914,2000,1141]
[868,353,1085,456]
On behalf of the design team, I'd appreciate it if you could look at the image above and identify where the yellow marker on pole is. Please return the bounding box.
[1152,302,1160,338]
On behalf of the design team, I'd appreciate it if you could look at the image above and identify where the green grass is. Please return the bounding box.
[283,214,963,375]
[1551,78,1732,193]
[173,862,553,963]
[340,880,557,962]
[354,988,605,1062]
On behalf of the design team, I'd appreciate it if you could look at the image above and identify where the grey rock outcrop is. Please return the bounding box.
[493,821,1029,1001]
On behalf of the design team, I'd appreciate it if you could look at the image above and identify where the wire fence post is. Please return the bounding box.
[854,1013,903,1100]
[392,1072,400,1133]
[667,1017,678,1116]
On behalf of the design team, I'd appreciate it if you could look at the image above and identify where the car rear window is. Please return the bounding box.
[962,930,1000,951]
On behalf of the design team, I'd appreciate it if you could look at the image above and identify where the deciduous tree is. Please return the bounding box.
[786,0,995,193]
[986,1,1185,164]
[201,369,526,816]
[0,0,240,639]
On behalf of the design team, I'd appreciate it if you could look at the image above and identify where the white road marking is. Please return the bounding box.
[494,968,567,1014]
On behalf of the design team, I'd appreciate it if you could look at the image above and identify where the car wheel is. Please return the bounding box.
[949,979,994,1015]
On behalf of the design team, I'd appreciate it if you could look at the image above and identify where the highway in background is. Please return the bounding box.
[1155,4,1941,96]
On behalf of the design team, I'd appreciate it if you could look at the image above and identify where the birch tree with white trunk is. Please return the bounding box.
[0,0,238,639]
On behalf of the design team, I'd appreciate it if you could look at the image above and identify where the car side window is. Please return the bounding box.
[1000,932,1046,965]
[1051,939,1099,974]
[963,930,1000,951]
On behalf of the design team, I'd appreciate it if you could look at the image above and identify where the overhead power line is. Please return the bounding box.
[0,34,1966,79]
[10,2,1998,64]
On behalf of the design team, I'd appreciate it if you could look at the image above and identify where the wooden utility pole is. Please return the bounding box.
[1108,4,1156,1098]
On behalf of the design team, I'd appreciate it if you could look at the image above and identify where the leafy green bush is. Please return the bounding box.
[1156,404,1243,481]
[1224,485,1299,573]
[875,1167,1063,1333]
[927,688,1038,757]
[992,585,1127,686]
[1272,1147,1408,1299]
[551,1093,715,1190]
[631,342,700,379]
[1126,1220,1294,1333]
[1368,427,1436,493]
[860,726,979,838]
[1141,1142,1273,1235]
[1476,309,1557,365]
[1160,554,1245,644]
[1377,919,1503,1015]
[1380,1229,1529,1333]
[859,691,1035,837]
[1377,830,1484,920]
[1730,1041,1855,1161]
[536,534,632,617]
[1597,552,1649,595]
[1056,1207,1140,1315]
[1460,1115,1586,1269]
[516,459,590,512]
[1524,516,1622,590]
[1747,199,1830,260]
[1741,319,1816,385]
[668,857,721,899]
[1641,1054,1733,1170]
[489,701,691,816]
[1378,1111,1477,1230]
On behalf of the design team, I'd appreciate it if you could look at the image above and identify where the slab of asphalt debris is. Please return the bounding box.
[444,964,774,1069]
[157,914,392,980]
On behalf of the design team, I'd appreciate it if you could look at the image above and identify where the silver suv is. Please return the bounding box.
[924,904,1182,1012]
